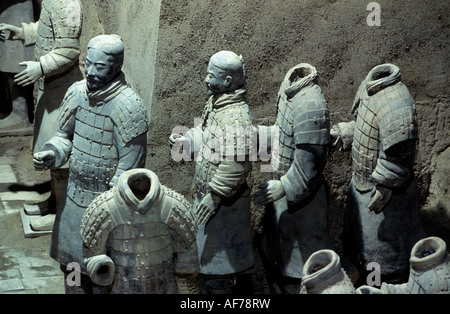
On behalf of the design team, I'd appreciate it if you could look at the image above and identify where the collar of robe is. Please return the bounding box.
[210,88,247,109]
[86,71,128,105]
[117,169,164,215]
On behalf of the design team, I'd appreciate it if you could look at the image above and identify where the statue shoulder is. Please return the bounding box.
[80,189,115,254]
[214,101,253,127]
[291,84,330,145]
[58,80,85,128]
[160,186,197,249]
[377,83,417,151]
[110,87,149,143]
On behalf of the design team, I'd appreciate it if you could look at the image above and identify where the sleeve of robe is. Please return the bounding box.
[40,83,78,168]
[371,99,417,188]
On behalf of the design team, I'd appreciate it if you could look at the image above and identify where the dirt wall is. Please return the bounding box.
[79,0,161,118]
[79,0,449,292]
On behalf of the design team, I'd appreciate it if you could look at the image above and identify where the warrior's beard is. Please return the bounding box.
[87,76,113,91]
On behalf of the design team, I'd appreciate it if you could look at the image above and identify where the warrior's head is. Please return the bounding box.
[85,34,124,91]
[204,50,245,95]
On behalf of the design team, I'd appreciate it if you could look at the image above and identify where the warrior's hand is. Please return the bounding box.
[169,133,180,148]
[368,185,392,214]
[0,24,24,41]
[330,122,355,151]
[33,150,56,170]
[253,180,285,207]
[14,61,43,86]
[169,133,188,148]
[330,125,342,150]
[196,192,221,225]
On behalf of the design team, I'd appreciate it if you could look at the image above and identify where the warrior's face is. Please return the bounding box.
[85,48,120,91]
[204,62,231,96]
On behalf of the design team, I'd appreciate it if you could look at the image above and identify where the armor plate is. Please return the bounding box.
[344,64,423,283]
[194,89,253,199]
[81,169,198,294]
[62,80,148,207]
[351,66,417,192]
[301,250,356,294]
[405,237,450,294]
[366,237,450,294]
[273,80,329,179]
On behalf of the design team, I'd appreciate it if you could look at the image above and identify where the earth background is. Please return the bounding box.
[4,0,449,294]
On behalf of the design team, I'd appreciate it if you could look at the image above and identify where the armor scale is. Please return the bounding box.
[194,88,253,199]
[273,64,329,179]
[351,64,417,192]
[81,169,198,294]
[45,79,148,207]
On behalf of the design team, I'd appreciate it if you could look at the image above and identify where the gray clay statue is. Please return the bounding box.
[357,236,450,294]
[33,34,149,293]
[301,249,356,294]
[22,0,84,156]
[2,0,84,137]
[170,50,255,293]
[80,168,199,294]
[331,63,424,283]
[0,0,35,137]
[254,63,331,294]
[0,0,84,231]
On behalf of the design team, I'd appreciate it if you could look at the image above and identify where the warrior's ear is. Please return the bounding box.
[225,76,233,88]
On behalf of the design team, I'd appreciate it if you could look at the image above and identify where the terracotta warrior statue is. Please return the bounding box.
[170,50,255,293]
[254,63,331,294]
[80,168,199,294]
[357,236,450,294]
[33,34,149,293]
[0,0,83,231]
[301,249,356,294]
[0,0,35,136]
[331,63,424,284]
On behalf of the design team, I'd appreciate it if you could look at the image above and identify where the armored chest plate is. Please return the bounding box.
[68,99,118,206]
[194,98,252,198]
[273,84,329,179]
[273,93,295,179]
[351,95,380,191]
[351,81,417,192]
